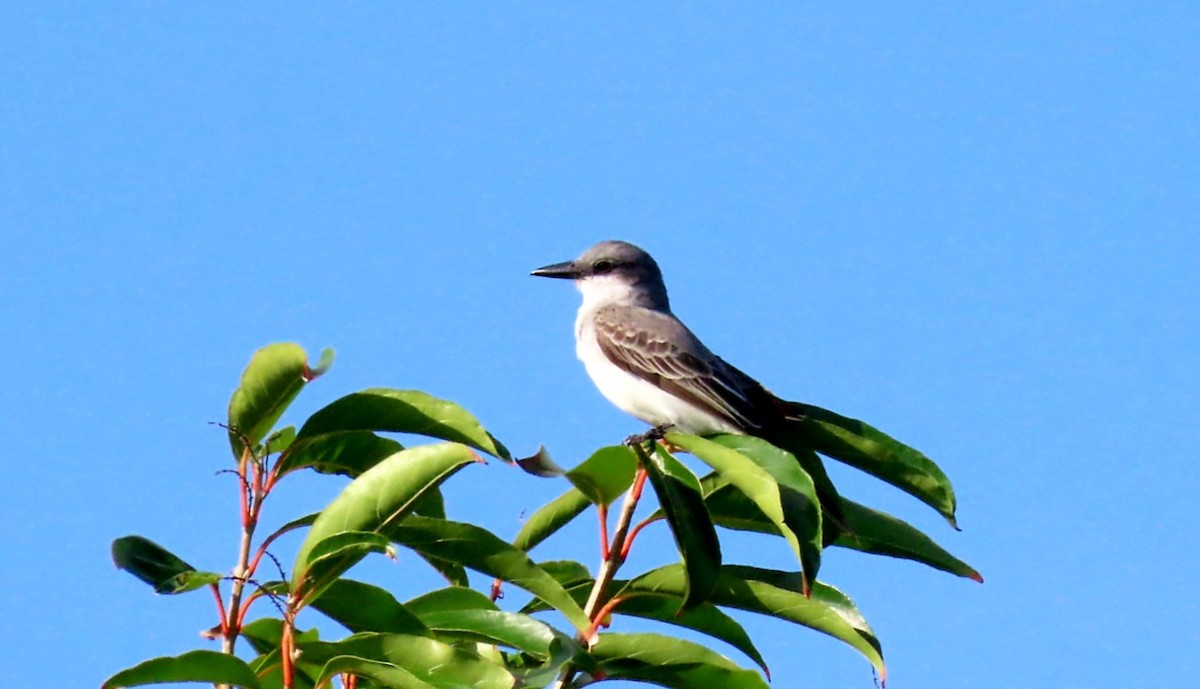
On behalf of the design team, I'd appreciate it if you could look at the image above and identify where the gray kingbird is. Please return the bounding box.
[532,239,848,536]
[531,240,792,437]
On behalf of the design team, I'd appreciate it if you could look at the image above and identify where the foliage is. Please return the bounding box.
[106,343,979,689]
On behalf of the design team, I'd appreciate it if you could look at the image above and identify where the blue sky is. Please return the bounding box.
[2,3,1197,687]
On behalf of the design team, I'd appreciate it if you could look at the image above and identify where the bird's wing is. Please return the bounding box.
[593,304,781,432]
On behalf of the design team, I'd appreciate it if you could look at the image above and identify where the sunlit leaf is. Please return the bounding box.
[761,430,848,537]
[228,343,321,461]
[276,430,404,478]
[607,594,769,677]
[706,434,822,588]
[264,425,296,456]
[590,632,769,689]
[310,578,431,635]
[405,586,499,616]
[536,560,593,590]
[295,387,510,460]
[836,499,983,581]
[418,607,579,660]
[665,432,814,594]
[309,347,335,379]
[299,531,392,601]
[314,656,434,689]
[784,402,958,527]
[292,443,480,607]
[510,487,591,553]
[641,443,721,609]
[416,607,592,686]
[302,632,514,689]
[627,564,885,678]
[102,650,261,689]
[566,445,637,505]
[240,618,321,656]
[390,515,591,631]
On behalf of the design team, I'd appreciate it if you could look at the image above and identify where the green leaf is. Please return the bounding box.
[111,535,218,594]
[295,387,510,460]
[240,618,322,656]
[292,443,480,607]
[248,650,319,689]
[515,445,566,477]
[628,564,885,678]
[565,445,637,505]
[835,499,983,581]
[510,487,591,553]
[590,632,770,689]
[406,488,472,586]
[665,432,814,594]
[536,560,594,589]
[310,347,335,378]
[228,343,320,461]
[406,586,499,616]
[389,515,591,632]
[699,475,776,535]
[315,656,434,689]
[419,609,590,686]
[299,531,393,600]
[607,595,770,678]
[264,425,297,456]
[302,633,514,689]
[762,429,849,537]
[418,608,576,659]
[785,402,958,527]
[707,434,823,589]
[310,578,431,635]
[262,512,319,546]
[640,443,721,609]
[276,430,404,478]
[102,650,261,689]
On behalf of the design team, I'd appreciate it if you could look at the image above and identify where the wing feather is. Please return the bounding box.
[593,304,781,432]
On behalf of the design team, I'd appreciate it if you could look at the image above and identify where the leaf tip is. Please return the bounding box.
[303,347,336,381]
[969,570,984,584]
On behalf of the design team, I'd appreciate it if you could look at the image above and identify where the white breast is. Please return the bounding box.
[572,282,740,435]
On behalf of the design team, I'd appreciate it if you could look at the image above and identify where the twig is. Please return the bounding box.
[551,443,653,689]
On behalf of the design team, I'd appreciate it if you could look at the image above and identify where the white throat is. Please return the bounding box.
[575,274,645,314]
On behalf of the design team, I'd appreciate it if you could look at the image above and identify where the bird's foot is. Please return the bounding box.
[624,424,674,446]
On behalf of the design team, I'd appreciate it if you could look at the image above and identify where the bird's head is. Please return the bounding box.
[532,240,670,310]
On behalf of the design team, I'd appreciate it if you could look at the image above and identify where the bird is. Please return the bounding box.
[531,239,793,439]
[532,240,851,582]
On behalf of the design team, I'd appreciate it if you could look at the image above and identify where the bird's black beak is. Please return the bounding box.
[531,260,581,279]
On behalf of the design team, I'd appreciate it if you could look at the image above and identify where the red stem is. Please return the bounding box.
[630,467,648,501]
[209,583,228,635]
[582,595,626,644]
[252,460,264,503]
[597,503,610,561]
[281,615,295,689]
[620,515,661,560]
[238,458,250,529]
[236,589,266,631]
[264,465,283,493]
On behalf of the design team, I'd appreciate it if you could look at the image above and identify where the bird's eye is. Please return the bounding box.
[593,260,616,274]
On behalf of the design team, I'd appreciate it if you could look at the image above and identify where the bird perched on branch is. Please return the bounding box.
[532,240,846,529]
